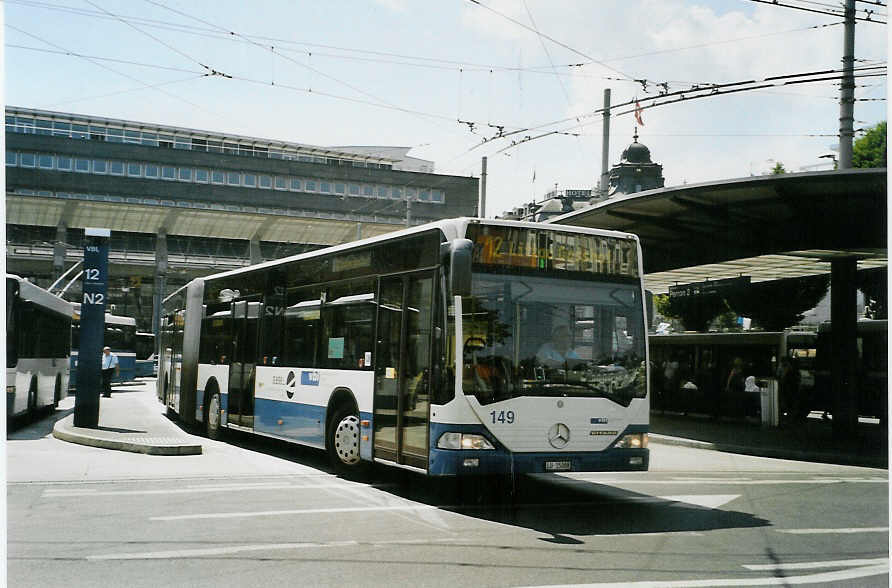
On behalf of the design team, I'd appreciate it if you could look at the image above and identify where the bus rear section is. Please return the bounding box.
[70,310,137,389]
[6,275,72,419]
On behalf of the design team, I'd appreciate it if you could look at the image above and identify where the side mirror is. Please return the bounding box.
[441,239,473,297]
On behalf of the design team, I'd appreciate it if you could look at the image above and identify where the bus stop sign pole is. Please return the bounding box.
[73,228,110,428]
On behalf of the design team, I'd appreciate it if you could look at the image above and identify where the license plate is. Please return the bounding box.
[545,460,571,471]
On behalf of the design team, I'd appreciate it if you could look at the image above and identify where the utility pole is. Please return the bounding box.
[600,88,611,199]
[479,156,487,218]
[838,0,856,169]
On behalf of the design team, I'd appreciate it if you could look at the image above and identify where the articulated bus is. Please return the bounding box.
[158,218,649,476]
[70,308,137,389]
[6,274,72,420]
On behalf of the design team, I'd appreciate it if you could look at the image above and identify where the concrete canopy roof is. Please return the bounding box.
[549,168,887,293]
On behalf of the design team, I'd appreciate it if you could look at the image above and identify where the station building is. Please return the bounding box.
[5,106,479,333]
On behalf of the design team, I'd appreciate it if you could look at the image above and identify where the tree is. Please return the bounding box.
[725,275,830,331]
[654,292,729,332]
[852,121,887,168]
[770,162,786,174]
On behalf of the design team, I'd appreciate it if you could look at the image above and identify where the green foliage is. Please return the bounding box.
[659,293,729,332]
[770,162,786,175]
[725,275,830,331]
[852,121,887,169]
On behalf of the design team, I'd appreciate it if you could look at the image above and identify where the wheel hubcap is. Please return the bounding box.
[209,395,220,430]
[334,415,361,465]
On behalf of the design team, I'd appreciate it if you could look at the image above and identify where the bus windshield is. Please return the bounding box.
[462,272,646,406]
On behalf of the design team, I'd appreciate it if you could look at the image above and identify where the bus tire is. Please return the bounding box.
[205,389,223,440]
[327,405,364,476]
[27,378,38,415]
[53,376,62,408]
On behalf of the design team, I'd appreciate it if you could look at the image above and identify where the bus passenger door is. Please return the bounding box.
[373,272,434,470]
[228,300,258,428]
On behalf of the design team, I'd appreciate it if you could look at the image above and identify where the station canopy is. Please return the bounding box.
[549,169,887,293]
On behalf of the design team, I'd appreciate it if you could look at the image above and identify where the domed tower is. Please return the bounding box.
[606,131,664,197]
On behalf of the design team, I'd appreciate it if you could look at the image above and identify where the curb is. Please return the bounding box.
[52,415,202,456]
[650,433,887,469]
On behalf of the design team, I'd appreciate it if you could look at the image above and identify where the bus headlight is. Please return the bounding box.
[613,433,648,449]
[436,432,495,450]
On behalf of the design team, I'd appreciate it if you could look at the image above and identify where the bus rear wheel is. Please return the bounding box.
[206,391,223,440]
[327,406,363,475]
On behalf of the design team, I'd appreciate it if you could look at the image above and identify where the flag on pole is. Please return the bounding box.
[634,100,645,126]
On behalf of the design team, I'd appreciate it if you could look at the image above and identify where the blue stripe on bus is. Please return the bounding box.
[254,397,326,447]
[427,422,649,476]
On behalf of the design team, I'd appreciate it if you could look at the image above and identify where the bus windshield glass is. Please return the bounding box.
[462,272,647,406]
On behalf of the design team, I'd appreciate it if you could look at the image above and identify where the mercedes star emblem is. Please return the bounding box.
[547,423,570,449]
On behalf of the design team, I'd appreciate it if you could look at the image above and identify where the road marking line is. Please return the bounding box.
[86,537,460,560]
[151,504,437,521]
[777,527,888,534]
[744,557,889,570]
[517,564,889,587]
[43,482,381,497]
[658,495,740,509]
[565,478,887,485]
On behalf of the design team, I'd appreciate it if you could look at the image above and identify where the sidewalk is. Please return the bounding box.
[52,383,202,456]
[650,411,888,469]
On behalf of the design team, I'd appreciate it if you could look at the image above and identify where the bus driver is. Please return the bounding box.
[536,325,580,367]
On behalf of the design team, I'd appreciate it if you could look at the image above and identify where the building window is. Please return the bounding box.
[334,182,346,195]
[145,164,159,178]
[305,180,316,192]
[391,186,403,199]
[290,178,301,191]
[38,154,54,169]
[319,181,331,193]
[72,124,88,139]
[363,185,373,197]
[161,166,175,180]
[419,189,430,202]
[106,128,124,143]
[109,160,124,175]
[195,169,209,183]
[378,186,389,199]
[259,175,272,189]
[124,130,141,144]
[52,121,71,137]
[275,176,286,190]
[349,184,360,196]
[57,156,72,170]
[207,140,223,153]
[158,134,173,149]
[223,142,238,155]
[211,170,225,184]
[406,187,417,201]
[141,132,158,146]
[431,189,445,203]
[243,173,257,187]
[174,136,191,150]
[93,159,108,174]
[227,171,240,185]
[76,158,92,173]
[19,152,35,167]
[179,167,192,181]
[6,151,17,166]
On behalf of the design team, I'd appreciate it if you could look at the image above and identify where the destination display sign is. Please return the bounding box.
[668,276,751,298]
[467,224,639,278]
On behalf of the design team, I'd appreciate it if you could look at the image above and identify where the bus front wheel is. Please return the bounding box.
[327,406,363,475]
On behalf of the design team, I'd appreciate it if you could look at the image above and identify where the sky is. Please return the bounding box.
[4,0,888,219]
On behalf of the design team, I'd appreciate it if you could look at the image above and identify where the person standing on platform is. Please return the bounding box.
[101,346,119,398]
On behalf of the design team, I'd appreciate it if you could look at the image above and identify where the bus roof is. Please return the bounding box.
[7,274,73,316]
[164,217,641,304]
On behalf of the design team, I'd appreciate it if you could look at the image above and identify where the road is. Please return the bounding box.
[7,384,889,587]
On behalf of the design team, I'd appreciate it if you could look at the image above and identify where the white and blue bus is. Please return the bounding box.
[70,309,137,389]
[158,218,649,476]
[134,331,156,378]
[6,274,72,420]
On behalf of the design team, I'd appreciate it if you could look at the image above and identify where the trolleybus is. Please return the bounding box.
[135,331,156,378]
[6,274,72,420]
[158,219,650,476]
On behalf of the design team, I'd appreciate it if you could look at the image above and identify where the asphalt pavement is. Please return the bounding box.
[52,381,888,468]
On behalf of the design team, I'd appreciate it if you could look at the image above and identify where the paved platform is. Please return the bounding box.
[651,411,888,469]
[52,383,202,456]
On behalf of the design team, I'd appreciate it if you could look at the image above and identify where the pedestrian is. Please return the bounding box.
[777,356,800,424]
[101,346,119,398]
[724,357,745,418]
